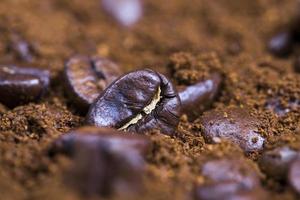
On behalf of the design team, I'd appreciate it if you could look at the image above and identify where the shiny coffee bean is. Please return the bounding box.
[202,159,260,189]
[259,146,298,180]
[102,0,142,27]
[201,107,264,152]
[294,56,300,73]
[49,126,150,196]
[0,66,49,108]
[288,158,300,195]
[86,69,180,136]
[64,55,121,112]
[268,31,293,57]
[178,73,222,121]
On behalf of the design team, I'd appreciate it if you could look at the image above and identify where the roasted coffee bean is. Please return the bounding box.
[266,98,300,117]
[7,34,36,62]
[0,66,49,108]
[49,126,150,157]
[178,73,222,121]
[259,146,298,180]
[294,56,300,73]
[86,69,180,135]
[288,158,300,195]
[194,182,268,200]
[102,0,142,27]
[268,31,293,57]
[196,158,264,200]
[201,107,264,152]
[202,159,260,189]
[64,55,121,112]
[49,126,150,196]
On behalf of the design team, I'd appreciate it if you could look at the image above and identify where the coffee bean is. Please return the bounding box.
[195,158,264,200]
[201,107,264,152]
[259,146,298,180]
[86,69,180,136]
[0,66,49,108]
[49,126,150,196]
[102,0,142,27]
[178,73,222,121]
[194,182,268,200]
[49,126,150,157]
[202,159,260,189]
[7,33,36,62]
[288,158,300,195]
[266,98,300,117]
[268,31,293,57]
[293,56,300,73]
[64,55,121,112]
[194,181,244,200]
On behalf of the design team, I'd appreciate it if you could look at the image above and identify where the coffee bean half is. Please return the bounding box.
[64,55,121,112]
[0,66,49,108]
[86,69,181,136]
[178,73,222,121]
[49,126,149,197]
[201,107,264,152]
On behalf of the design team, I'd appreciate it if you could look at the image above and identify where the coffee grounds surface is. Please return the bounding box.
[0,0,300,199]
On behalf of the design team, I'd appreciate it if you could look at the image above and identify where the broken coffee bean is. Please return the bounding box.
[268,31,293,57]
[86,69,181,135]
[0,66,49,108]
[49,126,150,196]
[178,73,222,121]
[64,55,121,112]
[258,146,298,180]
[288,157,300,195]
[200,107,265,152]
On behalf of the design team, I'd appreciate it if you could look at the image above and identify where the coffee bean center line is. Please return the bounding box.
[118,87,162,131]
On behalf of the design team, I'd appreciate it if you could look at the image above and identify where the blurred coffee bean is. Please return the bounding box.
[266,98,300,117]
[195,158,264,200]
[201,107,264,152]
[102,0,142,27]
[259,146,298,180]
[64,55,121,112]
[293,56,300,73]
[7,33,36,62]
[194,181,245,200]
[178,73,222,121]
[0,66,49,108]
[268,31,293,57]
[202,159,260,189]
[49,126,150,157]
[86,69,180,136]
[194,182,267,200]
[49,126,150,197]
[288,158,300,195]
